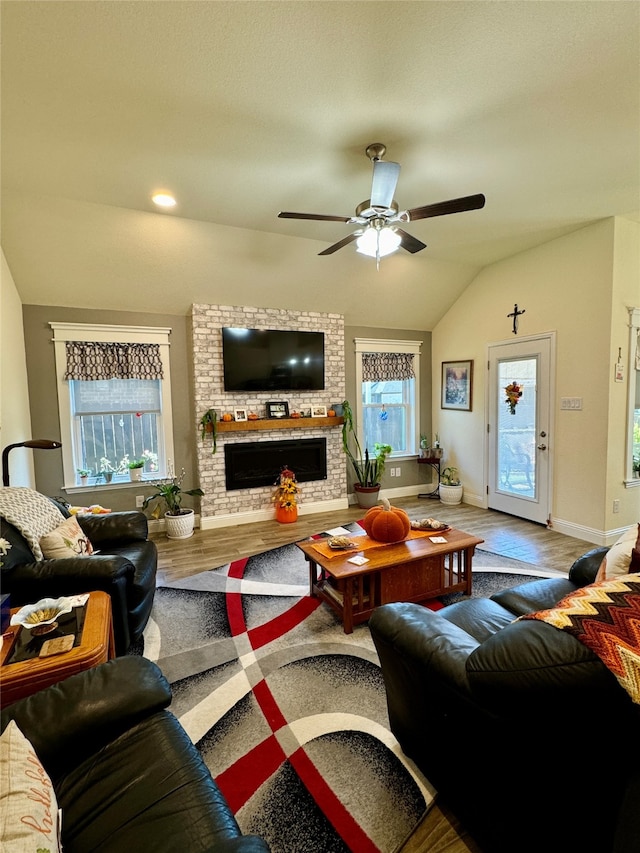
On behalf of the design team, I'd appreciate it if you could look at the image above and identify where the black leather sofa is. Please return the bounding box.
[369,547,639,853]
[0,657,271,852]
[1,505,157,654]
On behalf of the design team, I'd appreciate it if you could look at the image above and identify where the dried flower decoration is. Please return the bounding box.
[504,381,523,415]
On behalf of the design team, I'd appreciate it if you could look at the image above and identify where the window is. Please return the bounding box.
[627,308,640,485]
[354,338,421,458]
[51,323,174,490]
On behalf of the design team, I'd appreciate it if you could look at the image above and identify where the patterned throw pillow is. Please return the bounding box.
[39,515,94,559]
[596,523,640,581]
[0,721,62,853]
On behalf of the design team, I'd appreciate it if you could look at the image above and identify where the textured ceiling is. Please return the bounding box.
[1,1,639,323]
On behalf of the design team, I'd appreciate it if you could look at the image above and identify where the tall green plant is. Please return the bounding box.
[341,400,392,486]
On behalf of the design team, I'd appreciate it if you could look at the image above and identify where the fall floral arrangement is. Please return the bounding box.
[504,381,523,415]
[272,466,300,510]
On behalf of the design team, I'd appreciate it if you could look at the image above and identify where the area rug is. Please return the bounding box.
[142,524,560,853]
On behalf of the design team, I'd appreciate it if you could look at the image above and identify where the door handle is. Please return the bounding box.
[537,444,547,451]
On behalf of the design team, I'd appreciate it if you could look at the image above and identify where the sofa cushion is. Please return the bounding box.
[39,515,94,559]
[596,523,640,581]
[0,720,61,853]
[55,711,244,853]
[491,576,577,616]
[0,487,65,560]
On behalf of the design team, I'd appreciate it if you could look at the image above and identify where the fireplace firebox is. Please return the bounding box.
[224,438,327,491]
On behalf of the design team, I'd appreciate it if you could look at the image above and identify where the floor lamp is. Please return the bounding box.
[1,439,62,487]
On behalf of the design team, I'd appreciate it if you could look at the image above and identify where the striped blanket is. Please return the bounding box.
[522,573,640,704]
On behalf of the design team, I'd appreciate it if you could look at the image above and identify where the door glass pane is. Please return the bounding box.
[497,358,537,498]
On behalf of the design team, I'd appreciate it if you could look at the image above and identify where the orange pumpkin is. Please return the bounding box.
[247,413,259,420]
[362,498,411,543]
[290,411,301,418]
[327,409,336,417]
[222,413,233,422]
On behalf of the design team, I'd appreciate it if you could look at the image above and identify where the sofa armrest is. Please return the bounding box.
[1,658,171,780]
[569,546,609,586]
[78,510,149,545]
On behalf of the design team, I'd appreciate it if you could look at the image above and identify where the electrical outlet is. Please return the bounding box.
[613,499,620,513]
[390,468,396,477]
[135,495,144,508]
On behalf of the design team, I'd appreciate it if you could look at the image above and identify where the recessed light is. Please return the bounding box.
[152,192,177,208]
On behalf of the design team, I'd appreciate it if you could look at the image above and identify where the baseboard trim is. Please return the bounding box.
[548,517,627,547]
[201,498,350,530]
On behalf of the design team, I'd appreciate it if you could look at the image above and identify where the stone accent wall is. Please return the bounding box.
[191,304,346,522]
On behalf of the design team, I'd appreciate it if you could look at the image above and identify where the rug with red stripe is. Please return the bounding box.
[142,523,556,852]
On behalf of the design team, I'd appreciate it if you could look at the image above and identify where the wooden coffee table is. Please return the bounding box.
[0,590,115,708]
[297,527,484,633]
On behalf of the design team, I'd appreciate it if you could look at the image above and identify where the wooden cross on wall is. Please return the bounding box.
[508,303,526,335]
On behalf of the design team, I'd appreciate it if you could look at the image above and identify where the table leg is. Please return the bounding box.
[342,578,354,634]
[308,558,318,596]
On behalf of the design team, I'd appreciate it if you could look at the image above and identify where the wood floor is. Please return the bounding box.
[151,498,594,853]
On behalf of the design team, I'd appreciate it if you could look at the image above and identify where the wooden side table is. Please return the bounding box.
[0,590,115,708]
[417,455,441,498]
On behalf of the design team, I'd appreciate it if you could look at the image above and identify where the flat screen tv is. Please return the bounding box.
[221,327,325,392]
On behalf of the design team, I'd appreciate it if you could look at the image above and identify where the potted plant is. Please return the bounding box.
[272,466,300,523]
[127,458,146,481]
[200,409,218,454]
[341,400,392,508]
[98,457,116,484]
[419,434,430,458]
[77,468,91,485]
[431,434,443,459]
[439,466,463,505]
[142,468,204,539]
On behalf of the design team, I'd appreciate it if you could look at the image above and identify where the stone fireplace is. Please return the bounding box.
[191,304,347,527]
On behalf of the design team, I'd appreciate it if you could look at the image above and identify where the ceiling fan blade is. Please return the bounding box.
[370,160,401,209]
[318,232,359,255]
[396,229,427,254]
[278,211,352,222]
[406,193,486,221]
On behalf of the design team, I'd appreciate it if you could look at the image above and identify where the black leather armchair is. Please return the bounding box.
[1,506,157,654]
[0,657,271,852]
[370,547,639,853]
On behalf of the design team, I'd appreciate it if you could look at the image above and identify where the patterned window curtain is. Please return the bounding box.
[64,341,164,380]
[362,352,415,382]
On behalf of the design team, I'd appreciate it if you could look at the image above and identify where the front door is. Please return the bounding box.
[487,334,554,525]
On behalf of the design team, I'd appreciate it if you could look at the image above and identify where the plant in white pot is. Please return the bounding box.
[142,468,204,539]
[439,466,463,505]
[341,400,392,508]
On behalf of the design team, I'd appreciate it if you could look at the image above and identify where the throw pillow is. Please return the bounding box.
[0,720,62,853]
[39,515,94,559]
[596,523,640,582]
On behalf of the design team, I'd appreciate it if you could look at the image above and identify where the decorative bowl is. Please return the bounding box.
[10,597,73,636]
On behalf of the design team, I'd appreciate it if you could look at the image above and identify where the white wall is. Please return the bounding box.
[432,217,640,544]
[0,249,35,486]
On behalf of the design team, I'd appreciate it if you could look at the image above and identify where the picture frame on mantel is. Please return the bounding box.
[266,401,289,418]
[441,360,473,411]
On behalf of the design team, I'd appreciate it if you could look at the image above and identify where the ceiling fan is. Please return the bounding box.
[278,143,485,265]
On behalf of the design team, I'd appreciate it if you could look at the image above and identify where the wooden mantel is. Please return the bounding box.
[216,416,344,433]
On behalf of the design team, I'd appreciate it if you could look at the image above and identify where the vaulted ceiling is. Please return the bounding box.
[2,1,638,327]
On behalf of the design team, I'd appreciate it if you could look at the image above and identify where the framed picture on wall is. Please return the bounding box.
[441,360,473,411]
[266,401,289,418]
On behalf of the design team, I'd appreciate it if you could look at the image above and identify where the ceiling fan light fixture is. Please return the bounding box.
[356,226,401,258]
